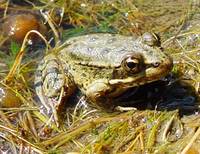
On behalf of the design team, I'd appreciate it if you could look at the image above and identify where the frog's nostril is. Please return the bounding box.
[152,62,160,67]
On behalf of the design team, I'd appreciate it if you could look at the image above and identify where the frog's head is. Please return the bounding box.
[109,32,173,88]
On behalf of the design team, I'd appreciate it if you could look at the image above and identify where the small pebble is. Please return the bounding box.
[2,13,46,43]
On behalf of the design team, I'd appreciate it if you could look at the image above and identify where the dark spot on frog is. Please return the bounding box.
[81,73,87,77]
[70,66,76,71]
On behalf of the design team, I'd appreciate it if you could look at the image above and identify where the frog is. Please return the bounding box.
[34,32,173,125]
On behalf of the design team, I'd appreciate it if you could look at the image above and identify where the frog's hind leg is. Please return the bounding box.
[34,54,75,126]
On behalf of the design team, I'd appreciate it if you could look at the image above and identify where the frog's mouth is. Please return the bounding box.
[109,57,173,88]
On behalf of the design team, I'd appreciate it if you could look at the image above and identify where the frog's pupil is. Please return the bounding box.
[127,61,137,69]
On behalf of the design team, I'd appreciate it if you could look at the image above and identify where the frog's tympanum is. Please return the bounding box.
[35,33,173,125]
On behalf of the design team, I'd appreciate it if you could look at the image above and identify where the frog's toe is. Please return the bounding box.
[85,79,115,109]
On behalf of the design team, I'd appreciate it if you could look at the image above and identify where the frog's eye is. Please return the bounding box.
[142,32,161,47]
[122,56,141,73]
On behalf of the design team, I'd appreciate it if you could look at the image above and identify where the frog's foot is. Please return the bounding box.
[85,79,127,110]
[85,79,112,109]
[34,54,75,126]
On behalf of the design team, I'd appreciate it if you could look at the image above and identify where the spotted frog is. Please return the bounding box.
[35,33,172,124]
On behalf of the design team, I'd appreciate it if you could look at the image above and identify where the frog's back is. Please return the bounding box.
[60,33,140,66]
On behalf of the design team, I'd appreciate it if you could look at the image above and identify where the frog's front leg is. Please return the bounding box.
[34,54,75,126]
[85,79,127,109]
